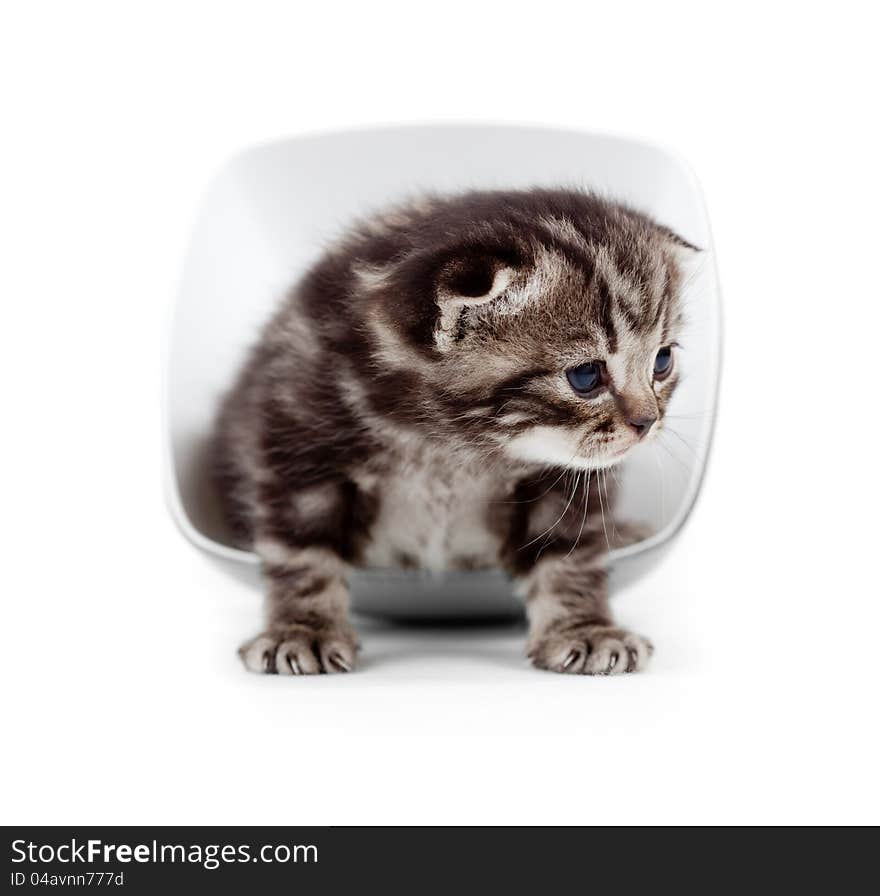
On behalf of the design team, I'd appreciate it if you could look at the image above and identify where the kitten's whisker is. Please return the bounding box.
[526,467,580,553]
[654,436,691,478]
[663,426,703,459]
[596,467,611,551]
[506,449,581,507]
[567,469,592,558]
[652,447,667,523]
[536,471,578,559]
[602,469,619,544]
[609,464,622,489]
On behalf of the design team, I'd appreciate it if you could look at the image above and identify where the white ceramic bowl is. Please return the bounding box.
[163,124,721,618]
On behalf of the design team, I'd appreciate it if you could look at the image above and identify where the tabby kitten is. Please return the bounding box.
[213,189,694,675]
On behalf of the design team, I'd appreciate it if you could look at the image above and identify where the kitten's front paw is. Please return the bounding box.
[239,623,358,675]
[528,624,653,675]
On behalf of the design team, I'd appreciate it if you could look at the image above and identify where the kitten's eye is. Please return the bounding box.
[654,346,674,380]
[566,361,602,395]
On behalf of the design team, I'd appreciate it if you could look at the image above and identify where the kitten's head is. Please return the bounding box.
[358,190,697,470]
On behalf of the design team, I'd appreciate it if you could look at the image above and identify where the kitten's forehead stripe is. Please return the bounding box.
[595,276,619,353]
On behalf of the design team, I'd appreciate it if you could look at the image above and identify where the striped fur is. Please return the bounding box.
[213,189,694,675]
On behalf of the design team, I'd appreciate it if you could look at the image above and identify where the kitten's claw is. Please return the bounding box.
[327,651,351,673]
[528,624,653,675]
[239,625,358,676]
[562,649,581,670]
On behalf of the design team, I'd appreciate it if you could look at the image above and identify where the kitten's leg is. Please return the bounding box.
[239,540,358,674]
[522,551,652,675]
[505,474,652,675]
[238,471,364,674]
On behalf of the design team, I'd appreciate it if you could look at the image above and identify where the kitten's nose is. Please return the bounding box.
[627,414,657,438]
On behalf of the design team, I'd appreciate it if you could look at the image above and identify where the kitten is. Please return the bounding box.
[213,188,694,675]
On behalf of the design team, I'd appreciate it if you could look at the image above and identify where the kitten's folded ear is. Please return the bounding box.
[383,240,525,350]
[432,248,520,350]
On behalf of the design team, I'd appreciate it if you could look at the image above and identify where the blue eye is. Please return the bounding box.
[654,346,673,378]
[566,361,602,395]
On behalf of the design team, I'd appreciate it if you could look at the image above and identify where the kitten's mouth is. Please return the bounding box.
[550,442,633,472]
[587,423,662,468]
[583,438,641,469]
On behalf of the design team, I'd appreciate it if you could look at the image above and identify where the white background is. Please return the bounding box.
[2,1,878,825]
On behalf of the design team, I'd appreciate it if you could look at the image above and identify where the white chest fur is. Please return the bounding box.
[358,443,507,572]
